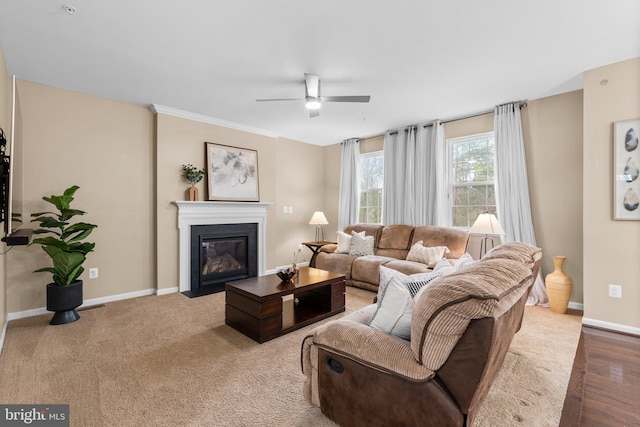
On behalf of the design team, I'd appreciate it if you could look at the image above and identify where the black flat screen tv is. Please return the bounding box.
[1,75,27,244]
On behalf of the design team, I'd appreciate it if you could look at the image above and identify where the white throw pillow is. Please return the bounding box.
[335,231,352,254]
[368,277,413,340]
[349,231,374,256]
[432,258,455,276]
[376,265,441,307]
[406,241,450,267]
[455,252,476,270]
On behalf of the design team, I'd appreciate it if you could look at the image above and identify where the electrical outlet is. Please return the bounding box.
[608,284,622,298]
[283,206,288,213]
[288,206,293,214]
[89,268,99,279]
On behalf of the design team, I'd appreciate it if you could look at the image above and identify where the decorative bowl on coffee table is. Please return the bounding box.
[276,268,296,283]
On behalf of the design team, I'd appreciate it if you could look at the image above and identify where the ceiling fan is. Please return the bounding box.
[256,73,370,118]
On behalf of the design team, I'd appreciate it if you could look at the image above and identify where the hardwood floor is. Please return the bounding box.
[560,326,640,426]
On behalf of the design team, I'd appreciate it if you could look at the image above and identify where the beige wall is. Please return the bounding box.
[583,57,640,329]
[0,47,9,334]
[6,81,155,313]
[523,91,584,303]
[155,114,325,291]
[323,143,342,239]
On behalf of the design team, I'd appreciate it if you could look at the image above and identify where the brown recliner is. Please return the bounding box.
[301,242,542,427]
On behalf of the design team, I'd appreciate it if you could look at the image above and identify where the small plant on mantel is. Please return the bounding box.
[182,164,205,201]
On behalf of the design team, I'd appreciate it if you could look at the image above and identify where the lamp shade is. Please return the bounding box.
[469,213,505,235]
[309,211,328,225]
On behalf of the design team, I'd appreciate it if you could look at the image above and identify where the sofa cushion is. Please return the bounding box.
[375,224,414,258]
[383,260,432,276]
[411,258,534,370]
[406,241,450,267]
[351,255,397,285]
[314,252,358,280]
[412,226,469,259]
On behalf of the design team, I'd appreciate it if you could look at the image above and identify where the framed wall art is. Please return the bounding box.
[205,142,259,202]
[613,118,640,220]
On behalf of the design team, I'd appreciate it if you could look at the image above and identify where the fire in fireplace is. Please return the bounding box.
[187,223,258,297]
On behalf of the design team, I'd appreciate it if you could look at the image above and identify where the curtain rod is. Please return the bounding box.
[385,101,527,136]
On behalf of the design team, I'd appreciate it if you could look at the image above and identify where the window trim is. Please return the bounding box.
[359,150,384,224]
[446,131,496,230]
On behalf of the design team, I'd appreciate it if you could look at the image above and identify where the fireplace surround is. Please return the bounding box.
[174,201,271,293]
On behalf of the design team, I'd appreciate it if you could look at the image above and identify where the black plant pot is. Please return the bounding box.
[46,280,83,325]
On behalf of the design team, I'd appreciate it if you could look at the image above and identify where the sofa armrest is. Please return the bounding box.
[319,243,338,253]
[305,319,434,381]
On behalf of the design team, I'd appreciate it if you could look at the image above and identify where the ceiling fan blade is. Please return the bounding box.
[256,98,303,102]
[322,95,371,103]
[304,73,320,98]
[309,109,320,118]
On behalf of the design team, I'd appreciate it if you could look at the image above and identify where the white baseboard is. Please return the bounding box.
[156,287,179,296]
[6,288,157,321]
[568,301,584,310]
[0,315,8,356]
[7,307,48,321]
[582,317,640,336]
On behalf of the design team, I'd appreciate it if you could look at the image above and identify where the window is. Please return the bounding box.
[448,132,496,228]
[359,151,384,223]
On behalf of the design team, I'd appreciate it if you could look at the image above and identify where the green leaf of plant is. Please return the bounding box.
[61,223,97,242]
[51,252,85,282]
[68,242,95,254]
[67,265,84,284]
[34,267,57,274]
[32,237,70,250]
[31,229,62,236]
[42,245,63,258]
[59,208,86,221]
[63,185,80,197]
[30,211,58,218]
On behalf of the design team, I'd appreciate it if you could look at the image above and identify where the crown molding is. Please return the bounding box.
[149,104,279,139]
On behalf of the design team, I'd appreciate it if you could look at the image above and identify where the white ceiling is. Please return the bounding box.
[1,0,639,146]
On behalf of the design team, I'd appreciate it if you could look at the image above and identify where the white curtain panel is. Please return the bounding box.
[494,103,548,305]
[338,138,360,231]
[383,128,416,225]
[433,121,449,226]
[415,121,441,225]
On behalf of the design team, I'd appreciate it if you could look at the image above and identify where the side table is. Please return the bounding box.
[302,241,336,267]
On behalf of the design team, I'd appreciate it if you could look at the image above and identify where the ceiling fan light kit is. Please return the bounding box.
[257,73,370,118]
[305,97,321,110]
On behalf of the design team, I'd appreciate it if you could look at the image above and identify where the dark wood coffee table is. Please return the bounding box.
[225,267,346,343]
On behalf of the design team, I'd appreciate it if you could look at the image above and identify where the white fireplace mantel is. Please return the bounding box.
[173,201,272,292]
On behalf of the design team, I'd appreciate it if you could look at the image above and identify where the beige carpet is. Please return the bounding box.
[0,287,581,427]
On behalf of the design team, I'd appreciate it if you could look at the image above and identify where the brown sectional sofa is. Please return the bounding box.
[315,224,470,291]
[302,242,542,427]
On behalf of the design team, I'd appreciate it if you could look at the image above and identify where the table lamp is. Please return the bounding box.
[309,211,328,242]
[469,212,505,258]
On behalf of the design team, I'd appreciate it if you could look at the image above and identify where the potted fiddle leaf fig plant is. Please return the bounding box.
[30,185,97,325]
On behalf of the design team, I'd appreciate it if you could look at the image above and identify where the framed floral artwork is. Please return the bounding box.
[205,142,259,202]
